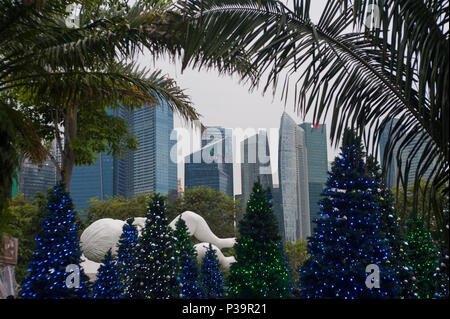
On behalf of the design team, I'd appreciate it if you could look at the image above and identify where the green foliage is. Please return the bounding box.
[228,181,292,298]
[70,106,138,167]
[1,0,208,191]
[392,180,449,248]
[81,194,148,228]
[168,186,241,239]
[173,217,203,298]
[0,105,20,228]
[2,192,46,284]
[284,239,309,287]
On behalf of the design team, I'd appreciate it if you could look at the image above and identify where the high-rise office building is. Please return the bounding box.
[240,131,273,208]
[278,112,310,242]
[379,118,434,189]
[379,119,398,188]
[202,126,234,183]
[131,101,177,196]
[70,153,115,210]
[299,123,328,233]
[18,140,59,201]
[70,100,177,210]
[184,127,233,198]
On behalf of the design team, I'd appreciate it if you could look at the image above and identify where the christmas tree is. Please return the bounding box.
[173,217,203,299]
[366,155,415,298]
[228,181,292,298]
[125,193,180,299]
[300,129,402,299]
[200,243,224,298]
[406,215,446,298]
[92,249,122,299]
[116,217,139,297]
[20,183,90,298]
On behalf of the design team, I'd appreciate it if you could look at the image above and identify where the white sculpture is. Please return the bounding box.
[79,211,236,280]
[80,255,100,282]
[80,218,125,263]
[169,211,236,249]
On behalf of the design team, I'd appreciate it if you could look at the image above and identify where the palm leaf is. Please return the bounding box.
[181,0,448,237]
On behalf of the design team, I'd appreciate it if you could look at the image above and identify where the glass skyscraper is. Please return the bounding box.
[240,131,273,211]
[70,153,115,210]
[18,140,59,201]
[184,127,234,198]
[379,118,435,189]
[278,112,311,242]
[70,99,177,210]
[379,119,398,188]
[299,123,328,233]
[131,100,177,196]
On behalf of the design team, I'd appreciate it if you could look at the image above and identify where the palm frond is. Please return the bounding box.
[181,0,448,226]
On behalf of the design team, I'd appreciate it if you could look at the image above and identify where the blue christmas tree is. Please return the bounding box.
[116,217,139,297]
[200,243,224,298]
[299,129,403,299]
[20,183,90,298]
[92,249,122,299]
[173,217,203,299]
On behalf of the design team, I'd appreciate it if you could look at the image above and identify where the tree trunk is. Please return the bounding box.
[61,105,78,192]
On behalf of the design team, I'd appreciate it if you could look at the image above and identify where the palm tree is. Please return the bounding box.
[0,0,251,195]
[180,0,449,241]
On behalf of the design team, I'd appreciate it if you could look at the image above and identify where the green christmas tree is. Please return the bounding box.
[20,183,90,298]
[173,217,203,299]
[366,155,415,298]
[126,194,180,299]
[92,249,122,299]
[300,129,403,299]
[116,217,139,297]
[406,215,446,298]
[228,181,292,298]
[200,243,224,298]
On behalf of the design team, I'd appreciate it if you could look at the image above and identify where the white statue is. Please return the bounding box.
[169,211,236,249]
[80,218,125,262]
[194,243,235,271]
[80,211,236,280]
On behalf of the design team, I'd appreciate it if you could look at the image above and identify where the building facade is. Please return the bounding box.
[70,153,115,210]
[70,100,177,210]
[131,101,177,196]
[379,118,435,189]
[240,131,273,209]
[299,123,328,233]
[184,127,234,198]
[278,112,311,242]
[18,140,60,201]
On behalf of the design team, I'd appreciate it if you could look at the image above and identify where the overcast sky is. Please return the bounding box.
[137,0,340,194]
